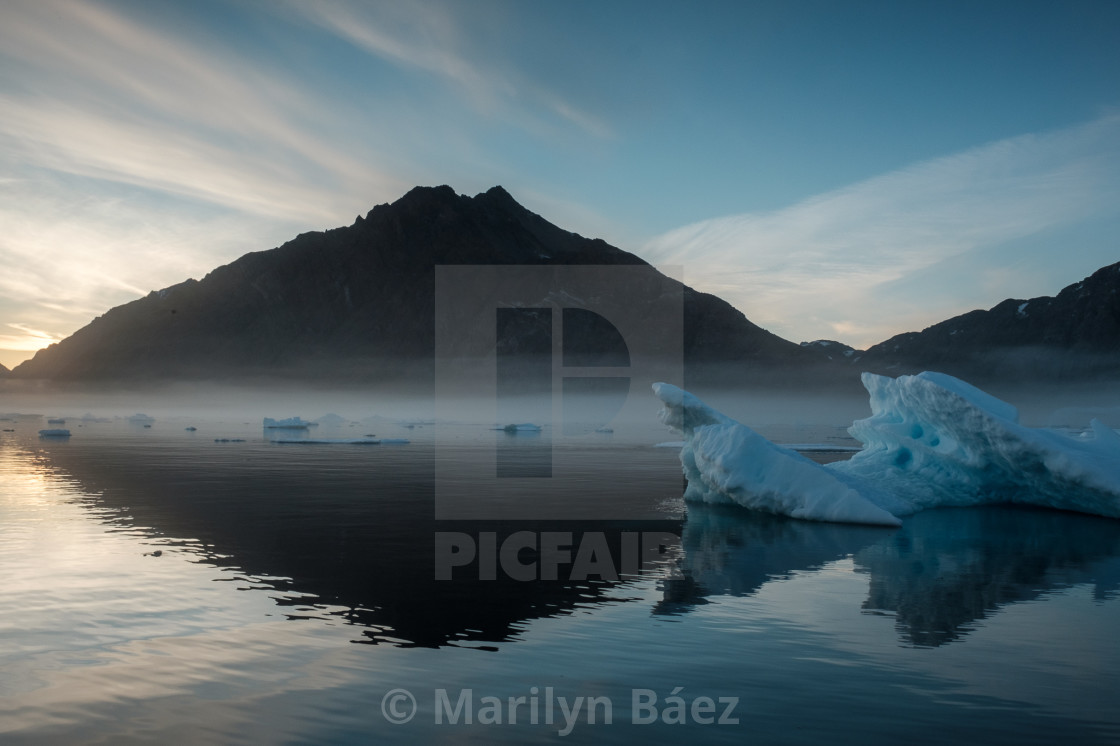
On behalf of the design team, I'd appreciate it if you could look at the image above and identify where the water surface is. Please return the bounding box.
[2,416,1119,744]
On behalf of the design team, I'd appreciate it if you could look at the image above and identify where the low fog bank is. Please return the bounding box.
[0,378,437,425]
[2,366,1117,432]
[684,375,1120,432]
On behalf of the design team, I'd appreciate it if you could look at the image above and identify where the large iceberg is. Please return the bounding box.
[654,372,1120,526]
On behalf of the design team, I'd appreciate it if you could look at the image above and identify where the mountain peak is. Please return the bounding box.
[398,184,459,204]
[8,184,808,382]
[481,184,515,202]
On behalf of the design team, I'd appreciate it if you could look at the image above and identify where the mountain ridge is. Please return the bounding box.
[851,261,1120,380]
[8,185,1118,385]
[10,185,812,384]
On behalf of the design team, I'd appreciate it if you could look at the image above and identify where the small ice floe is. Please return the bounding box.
[653,440,686,448]
[594,426,614,434]
[270,437,410,445]
[128,413,155,425]
[39,429,72,438]
[185,426,197,431]
[263,417,316,429]
[47,417,66,425]
[214,438,246,443]
[496,423,543,433]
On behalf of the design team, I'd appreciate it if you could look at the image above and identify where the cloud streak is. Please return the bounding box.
[288,0,614,139]
[0,0,405,225]
[644,114,1120,347]
[0,324,61,352]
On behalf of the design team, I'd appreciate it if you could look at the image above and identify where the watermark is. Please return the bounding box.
[434,530,681,581]
[434,265,684,520]
[380,686,739,736]
[381,688,417,724]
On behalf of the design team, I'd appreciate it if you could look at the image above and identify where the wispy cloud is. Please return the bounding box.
[0,0,405,224]
[287,0,613,139]
[0,0,413,365]
[644,114,1120,347]
[0,324,62,352]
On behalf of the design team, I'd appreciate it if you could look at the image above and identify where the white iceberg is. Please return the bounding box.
[263,416,317,429]
[654,372,1120,527]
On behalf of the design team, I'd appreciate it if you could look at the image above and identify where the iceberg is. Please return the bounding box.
[496,423,543,433]
[38,429,72,438]
[263,417,317,429]
[269,437,410,445]
[654,372,1120,526]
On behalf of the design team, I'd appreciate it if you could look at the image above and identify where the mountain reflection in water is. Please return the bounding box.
[25,427,1120,650]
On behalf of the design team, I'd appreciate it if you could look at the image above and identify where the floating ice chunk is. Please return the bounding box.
[128,413,155,424]
[654,383,900,526]
[840,371,1120,517]
[270,437,409,445]
[263,417,316,429]
[496,423,543,433]
[38,429,71,438]
[654,373,1120,525]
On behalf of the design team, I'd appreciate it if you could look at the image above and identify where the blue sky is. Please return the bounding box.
[1,0,1118,368]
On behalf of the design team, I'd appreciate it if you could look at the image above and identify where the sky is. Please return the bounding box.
[1,0,1119,370]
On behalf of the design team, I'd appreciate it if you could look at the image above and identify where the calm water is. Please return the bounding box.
[2,414,1120,745]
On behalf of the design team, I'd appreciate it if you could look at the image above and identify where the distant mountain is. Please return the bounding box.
[853,262,1120,381]
[0,362,9,378]
[799,339,858,361]
[11,186,814,384]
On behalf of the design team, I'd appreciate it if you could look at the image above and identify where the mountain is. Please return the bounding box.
[852,262,1120,381]
[0,362,8,378]
[10,186,815,384]
[799,339,858,361]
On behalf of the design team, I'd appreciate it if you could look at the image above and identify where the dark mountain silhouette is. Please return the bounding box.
[10,186,814,385]
[7,185,1117,386]
[0,362,8,378]
[852,261,1120,381]
[799,339,858,361]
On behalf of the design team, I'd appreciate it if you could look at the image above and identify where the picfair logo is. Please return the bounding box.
[434,265,683,520]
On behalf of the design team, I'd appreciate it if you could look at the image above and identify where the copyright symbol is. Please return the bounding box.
[381,688,417,724]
